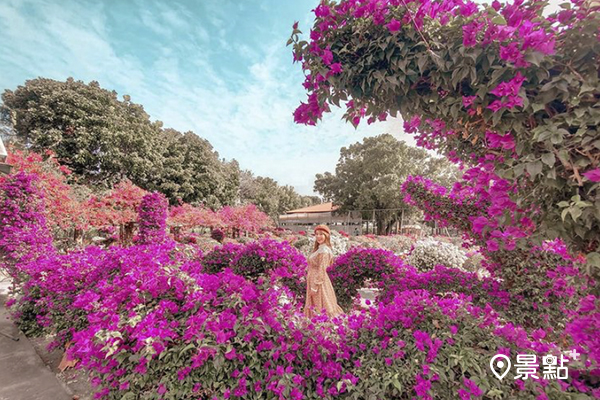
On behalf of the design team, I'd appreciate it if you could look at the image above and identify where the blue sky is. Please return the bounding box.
[0,0,413,196]
[0,0,562,196]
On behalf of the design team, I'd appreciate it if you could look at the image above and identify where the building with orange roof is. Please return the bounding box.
[278,202,363,235]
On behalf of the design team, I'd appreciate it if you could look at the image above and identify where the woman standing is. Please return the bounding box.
[304,225,344,318]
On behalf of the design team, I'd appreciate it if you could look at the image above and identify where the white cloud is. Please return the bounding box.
[0,0,418,197]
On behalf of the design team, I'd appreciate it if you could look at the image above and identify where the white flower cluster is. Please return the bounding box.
[406,237,467,271]
[347,236,385,250]
[328,230,349,256]
[376,235,415,256]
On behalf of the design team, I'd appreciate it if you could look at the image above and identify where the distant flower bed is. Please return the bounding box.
[406,237,467,271]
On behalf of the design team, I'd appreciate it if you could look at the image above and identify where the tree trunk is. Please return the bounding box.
[376,218,385,235]
[385,219,396,235]
[171,226,181,242]
[120,222,135,245]
[73,228,84,247]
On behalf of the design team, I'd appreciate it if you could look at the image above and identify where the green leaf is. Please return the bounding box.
[514,164,525,177]
[570,206,582,221]
[541,153,555,166]
[526,161,543,178]
[586,252,600,268]
[525,51,545,67]
[531,103,545,113]
[551,133,563,145]
[417,56,427,74]
[491,15,507,25]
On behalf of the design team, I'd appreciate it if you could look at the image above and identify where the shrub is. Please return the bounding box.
[376,235,415,255]
[348,235,385,250]
[211,228,225,243]
[292,236,310,251]
[137,192,169,245]
[201,242,244,274]
[68,274,585,400]
[0,172,55,274]
[406,237,467,272]
[230,239,306,283]
[192,235,221,253]
[329,248,404,309]
[462,248,489,278]
[235,236,252,245]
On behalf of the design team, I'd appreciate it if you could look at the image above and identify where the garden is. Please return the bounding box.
[1,0,599,399]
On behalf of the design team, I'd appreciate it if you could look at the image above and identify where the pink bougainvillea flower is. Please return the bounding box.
[387,18,401,32]
[314,4,331,18]
[403,115,421,133]
[462,20,484,46]
[460,1,478,16]
[321,49,333,65]
[330,62,342,74]
[490,72,526,98]
[462,96,477,108]
[485,131,516,150]
[582,168,600,182]
[486,239,500,252]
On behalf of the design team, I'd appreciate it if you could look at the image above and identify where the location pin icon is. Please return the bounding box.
[490,354,511,380]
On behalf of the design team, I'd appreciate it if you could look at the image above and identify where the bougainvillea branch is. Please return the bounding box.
[290,0,600,257]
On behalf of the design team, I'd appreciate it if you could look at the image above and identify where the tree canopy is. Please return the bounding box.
[1,78,248,208]
[239,170,321,219]
[315,134,460,234]
[2,78,163,188]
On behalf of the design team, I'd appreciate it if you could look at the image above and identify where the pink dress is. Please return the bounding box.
[303,244,344,318]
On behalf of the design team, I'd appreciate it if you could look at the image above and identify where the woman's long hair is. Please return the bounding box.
[312,231,332,252]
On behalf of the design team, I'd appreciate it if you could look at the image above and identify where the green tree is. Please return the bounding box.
[2,78,240,208]
[238,170,319,219]
[314,134,459,234]
[1,78,163,188]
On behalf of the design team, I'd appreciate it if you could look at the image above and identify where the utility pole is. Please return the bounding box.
[372,209,376,235]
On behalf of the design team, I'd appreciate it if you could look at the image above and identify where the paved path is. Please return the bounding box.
[0,274,72,400]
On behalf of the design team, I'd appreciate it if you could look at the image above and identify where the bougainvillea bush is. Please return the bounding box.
[137,192,169,245]
[328,248,404,309]
[290,0,599,382]
[2,171,599,398]
[406,237,467,271]
[228,238,306,282]
[0,172,55,276]
[375,234,416,255]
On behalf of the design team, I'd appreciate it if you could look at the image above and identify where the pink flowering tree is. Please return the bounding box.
[137,192,169,245]
[87,180,147,244]
[3,149,89,243]
[219,204,274,237]
[0,172,55,279]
